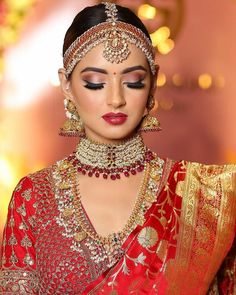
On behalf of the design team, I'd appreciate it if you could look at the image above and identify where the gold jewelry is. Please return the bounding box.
[139,115,162,133]
[147,94,155,112]
[53,147,165,267]
[73,162,151,266]
[59,99,85,137]
[63,2,156,77]
[69,134,155,180]
[139,95,161,132]
[64,99,79,120]
[59,118,84,137]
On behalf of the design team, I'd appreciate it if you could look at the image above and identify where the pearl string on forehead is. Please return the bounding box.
[63,2,157,77]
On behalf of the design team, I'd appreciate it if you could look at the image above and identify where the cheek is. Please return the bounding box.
[72,88,103,113]
[127,91,148,113]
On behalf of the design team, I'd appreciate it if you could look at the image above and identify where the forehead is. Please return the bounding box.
[74,43,149,73]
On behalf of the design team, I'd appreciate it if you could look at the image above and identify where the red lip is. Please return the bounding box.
[102,112,128,125]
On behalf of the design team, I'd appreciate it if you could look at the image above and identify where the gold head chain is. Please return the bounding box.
[63,2,157,77]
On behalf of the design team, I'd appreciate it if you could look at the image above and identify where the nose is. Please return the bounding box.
[107,81,126,109]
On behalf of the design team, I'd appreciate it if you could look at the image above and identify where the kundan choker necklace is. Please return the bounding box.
[68,134,155,180]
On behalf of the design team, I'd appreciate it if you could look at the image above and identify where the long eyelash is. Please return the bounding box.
[126,79,145,89]
[83,80,104,90]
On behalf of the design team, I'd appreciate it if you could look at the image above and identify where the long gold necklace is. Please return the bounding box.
[72,162,151,264]
[54,149,165,267]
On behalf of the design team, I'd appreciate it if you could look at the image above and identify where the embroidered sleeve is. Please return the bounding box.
[0,177,38,294]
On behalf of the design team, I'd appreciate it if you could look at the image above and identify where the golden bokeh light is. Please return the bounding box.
[6,11,22,25]
[0,157,15,187]
[157,38,175,55]
[157,73,167,87]
[0,156,18,227]
[8,0,34,10]
[198,73,212,89]
[0,27,17,46]
[0,0,36,76]
[138,4,157,20]
[172,73,184,86]
[150,26,170,47]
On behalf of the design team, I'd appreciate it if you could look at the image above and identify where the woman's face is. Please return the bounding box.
[60,43,154,144]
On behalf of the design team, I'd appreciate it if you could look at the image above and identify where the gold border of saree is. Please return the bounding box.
[166,162,236,294]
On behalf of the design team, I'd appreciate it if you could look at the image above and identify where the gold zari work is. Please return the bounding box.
[0,270,38,293]
[138,226,158,248]
[53,152,164,268]
[166,162,236,294]
[0,150,235,293]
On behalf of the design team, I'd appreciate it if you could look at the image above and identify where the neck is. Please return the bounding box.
[83,132,142,146]
[83,130,141,146]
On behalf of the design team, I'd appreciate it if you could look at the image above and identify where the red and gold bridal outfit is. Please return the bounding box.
[0,154,235,294]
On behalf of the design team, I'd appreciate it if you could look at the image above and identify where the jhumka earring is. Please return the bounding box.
[59,99,85,137]
[139,95,161,132]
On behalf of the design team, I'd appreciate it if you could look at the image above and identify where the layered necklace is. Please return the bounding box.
[68,134,155,180]
[73,162,151,267]
[54,133,165,268]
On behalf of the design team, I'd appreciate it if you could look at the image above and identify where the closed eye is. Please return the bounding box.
[124,79,145,89]
[83,80,105,90]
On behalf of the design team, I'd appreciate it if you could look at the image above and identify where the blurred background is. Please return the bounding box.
[0,0,236,241]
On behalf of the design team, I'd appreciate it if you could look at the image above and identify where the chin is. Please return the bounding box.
[85,124,140,143]
[103,129,138,141]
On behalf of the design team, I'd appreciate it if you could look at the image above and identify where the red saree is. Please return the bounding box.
[82,161,236,294]
[0,155,235,294]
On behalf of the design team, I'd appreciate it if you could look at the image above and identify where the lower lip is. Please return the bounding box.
[102,115,127,125]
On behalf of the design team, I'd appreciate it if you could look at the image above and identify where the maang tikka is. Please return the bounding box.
[63,2,157,77]
[60,2,159,136]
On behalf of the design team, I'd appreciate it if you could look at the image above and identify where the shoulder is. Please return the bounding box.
[13,156,75,201]
[8,158,74,222]
[10,163,61,209]
[13,166,52,195]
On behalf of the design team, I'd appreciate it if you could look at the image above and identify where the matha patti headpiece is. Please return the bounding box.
[63,2,157,77]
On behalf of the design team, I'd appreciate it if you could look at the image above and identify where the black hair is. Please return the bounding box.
[63,3,151,55]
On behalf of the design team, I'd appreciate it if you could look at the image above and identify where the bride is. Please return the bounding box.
[0,2,235,294]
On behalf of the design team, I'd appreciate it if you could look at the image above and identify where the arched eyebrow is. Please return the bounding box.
[80,65,147,74]
[81,67,107,74]
[121,65,147,74]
